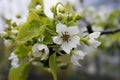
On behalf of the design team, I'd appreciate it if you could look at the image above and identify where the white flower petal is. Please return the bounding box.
[71,55,81,66]
[32,43,49,60]
[61,42,72,54]
[67,26,79,35]
[8,53,17,60]
[71,50,86,66]
[89,32,101,39]
[69,36,80,48]
[56,23,67,34]
[9,52,19,68]
[88,39,101,48]
[52,36,62,45]
[38,44,49,55]
[32,43,40,57]
[53,23,80,54]
[11,58,19,68]
[74,50,86,60]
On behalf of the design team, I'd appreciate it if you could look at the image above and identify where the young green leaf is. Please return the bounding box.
[16,20,42,43]
[64,2,75,15]
[9,63,29,80]
[14,45,32,59]
[49,53,57,80]
[27,11,40,23]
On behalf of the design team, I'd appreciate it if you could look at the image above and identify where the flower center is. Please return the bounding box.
[38,48,45,53]
[61,32,70,42]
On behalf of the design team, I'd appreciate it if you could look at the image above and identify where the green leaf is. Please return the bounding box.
[46,27,57,36]
[16,20,42,43]
[43,32,53,44]
[64,2,75,15]
[9,63,29,80]
[43,26,57,45]
[49,53,57,80]
[27,11,41,23]
[14,45,32,59]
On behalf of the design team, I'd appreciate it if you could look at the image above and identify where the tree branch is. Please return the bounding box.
[81,18,94,33]
[101,28,120,35]
[82,18,120,35]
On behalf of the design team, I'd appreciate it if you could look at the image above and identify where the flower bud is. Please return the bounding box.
[32,43,49,60]
[59,63,68,69]
[50,6,55,13]
[67,13,73,21]
[56,13,64,20]
[16,14,21,19]
[75,13,82,20]
[58,7,65,13]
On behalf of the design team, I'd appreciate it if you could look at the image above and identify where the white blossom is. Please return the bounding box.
[53,23,80,54]
[32,43,49,60]
[71,50,86,66]
[88,32,101,48]
[8,53,20,68]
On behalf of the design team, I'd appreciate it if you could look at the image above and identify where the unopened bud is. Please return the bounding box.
[50,6,55,13]
[75,13,82,20]
[57,13,64,20]
[16,14,21,19]
[59,7,65,13]
[12,22,17,27]
[59,63,68,69]
[67,13,73,21]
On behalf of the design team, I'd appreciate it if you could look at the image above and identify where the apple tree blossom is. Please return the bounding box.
[0,0,102,80]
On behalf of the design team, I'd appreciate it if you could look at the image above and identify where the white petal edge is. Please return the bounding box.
[67,26,79,35]
[38,44,49,55]
[56,23,67,34]
[89,32,101,39]
[71,50,86,66]
[61,42,72,54]
[52,36,62,45]
[69,36,80,48]
[88,39,101,48]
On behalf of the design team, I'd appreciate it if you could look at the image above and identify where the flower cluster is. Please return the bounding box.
[0,1,101,68]
[0,1,101,80]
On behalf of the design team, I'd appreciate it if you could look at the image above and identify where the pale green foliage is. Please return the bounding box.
[9,63,29,80]
[14,45,32,59]
[49,53,57,80]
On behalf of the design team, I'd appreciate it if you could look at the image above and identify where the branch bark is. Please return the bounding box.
[101,28,120,35]
[82,18,120,35]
